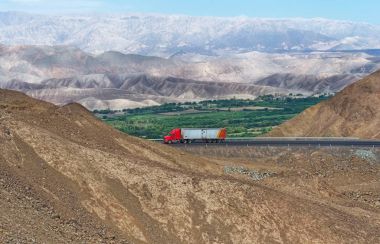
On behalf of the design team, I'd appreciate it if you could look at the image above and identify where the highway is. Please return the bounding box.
[154,138,380,148]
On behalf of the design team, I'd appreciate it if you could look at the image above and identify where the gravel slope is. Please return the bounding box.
[1,89,379,243]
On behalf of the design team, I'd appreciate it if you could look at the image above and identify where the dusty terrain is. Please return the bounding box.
[184,145,380,229]
[1,89,380,243]
[268,70,380,139]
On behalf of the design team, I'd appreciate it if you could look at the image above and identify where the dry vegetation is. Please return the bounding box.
[1,88,380,243]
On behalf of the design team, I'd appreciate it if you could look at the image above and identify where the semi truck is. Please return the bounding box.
[163,128,227,144]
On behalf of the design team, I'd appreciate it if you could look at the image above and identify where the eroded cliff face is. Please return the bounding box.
[1,89,380,243]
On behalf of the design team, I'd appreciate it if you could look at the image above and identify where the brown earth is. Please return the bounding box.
[1,89,380,243]
[268,70,380,139]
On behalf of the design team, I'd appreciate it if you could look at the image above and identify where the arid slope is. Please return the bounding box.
[269,70,380,139]
[1,89,380,243]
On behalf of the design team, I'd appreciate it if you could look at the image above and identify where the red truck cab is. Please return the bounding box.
[163,128,181,144]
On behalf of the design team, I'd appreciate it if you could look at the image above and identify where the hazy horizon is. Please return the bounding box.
[0,0,379,24]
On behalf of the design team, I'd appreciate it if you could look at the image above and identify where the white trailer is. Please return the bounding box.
[181,128,226,141]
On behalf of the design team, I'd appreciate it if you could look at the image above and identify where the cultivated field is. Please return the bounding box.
[97,96,328,138]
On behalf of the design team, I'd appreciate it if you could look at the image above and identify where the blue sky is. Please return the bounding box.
[1,0,379,24]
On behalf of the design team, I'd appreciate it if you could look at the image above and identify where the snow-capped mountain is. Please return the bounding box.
[1,12,380,56]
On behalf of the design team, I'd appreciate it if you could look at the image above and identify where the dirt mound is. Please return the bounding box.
[1,89,380,243]
[268,70,380,139]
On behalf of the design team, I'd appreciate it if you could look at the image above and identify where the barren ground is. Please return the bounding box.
[1,89,380,243]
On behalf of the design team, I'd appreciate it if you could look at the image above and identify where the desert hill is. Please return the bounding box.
[268,70,380,139]
[1,89,380,243]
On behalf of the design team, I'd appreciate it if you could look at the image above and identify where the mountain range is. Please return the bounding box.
[1,12,380,109]
[1,44,379,109]
[1,12,380,56]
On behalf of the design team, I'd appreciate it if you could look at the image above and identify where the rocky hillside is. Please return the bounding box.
[1,90,380,243]
[254,73,358,92]
[24,74,289,110]
[268,70,380,139]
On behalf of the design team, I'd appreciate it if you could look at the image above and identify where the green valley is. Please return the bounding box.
[94,95,330,139]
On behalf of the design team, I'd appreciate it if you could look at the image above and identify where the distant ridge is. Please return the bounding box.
[1,12,380,55]
[1,44,379,109]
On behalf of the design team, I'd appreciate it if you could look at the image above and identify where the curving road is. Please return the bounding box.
[155,138,380,148]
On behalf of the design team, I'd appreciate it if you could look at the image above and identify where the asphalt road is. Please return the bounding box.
[161,138,380,148]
